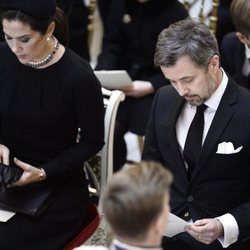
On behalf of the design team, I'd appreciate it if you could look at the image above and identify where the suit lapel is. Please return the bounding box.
[166,97,189,183]
[191,79,238,182]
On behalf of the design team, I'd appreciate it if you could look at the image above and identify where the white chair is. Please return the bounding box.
[85,88,125,213]
[65,88,124,248]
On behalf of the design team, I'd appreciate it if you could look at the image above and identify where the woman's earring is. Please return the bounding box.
[47,37,50,41]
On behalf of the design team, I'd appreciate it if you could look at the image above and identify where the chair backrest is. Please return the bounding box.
[63,202,100,250]
[85,88,125,213]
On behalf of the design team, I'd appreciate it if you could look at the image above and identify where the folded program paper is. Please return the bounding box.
[94,70,132,89]
[163,212,189,237]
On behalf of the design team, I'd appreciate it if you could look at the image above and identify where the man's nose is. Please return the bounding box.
[176,84,188,97]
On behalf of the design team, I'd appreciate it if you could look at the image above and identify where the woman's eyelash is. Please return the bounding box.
[20,38,30,43]
[5,36,30,43]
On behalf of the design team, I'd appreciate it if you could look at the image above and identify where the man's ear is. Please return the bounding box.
[209,55,220,73]
[236,32,248,44]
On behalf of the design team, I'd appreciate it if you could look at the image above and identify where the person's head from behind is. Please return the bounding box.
[103,161,172,247]
[230,0,250,47]
[154,18,221,107]
[0,0,67,65]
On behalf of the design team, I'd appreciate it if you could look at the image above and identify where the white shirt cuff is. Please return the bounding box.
[216,213,239,248]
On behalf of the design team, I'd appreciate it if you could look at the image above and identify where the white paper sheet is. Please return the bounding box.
[164,212,189,237]
[94,70,132,89]
[0,209,15,222]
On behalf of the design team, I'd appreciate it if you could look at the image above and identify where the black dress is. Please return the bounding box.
[0,43,104,250]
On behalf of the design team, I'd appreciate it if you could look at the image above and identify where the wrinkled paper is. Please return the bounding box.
[163,213,188,237]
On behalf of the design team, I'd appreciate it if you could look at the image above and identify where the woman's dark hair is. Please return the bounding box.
[0,7,69,46]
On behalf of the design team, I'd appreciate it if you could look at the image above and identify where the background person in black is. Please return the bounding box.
[220,0,250,89]
[57,0,90,60]
[215,0,235,48]
[97,0,113,33]
[95,0,188,171]
[0,0,104,249]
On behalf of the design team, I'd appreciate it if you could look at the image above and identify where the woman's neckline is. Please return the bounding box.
[23,45,67,71]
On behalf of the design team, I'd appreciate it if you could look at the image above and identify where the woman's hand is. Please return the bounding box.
[13,158,46,187]
[120,80,154,98]
[0,144,10,165]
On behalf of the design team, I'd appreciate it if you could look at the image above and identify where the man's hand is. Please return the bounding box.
[120,80,154,98]
[185,218,224,244]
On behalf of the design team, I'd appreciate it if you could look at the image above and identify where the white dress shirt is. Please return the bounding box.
[242,43,250,77]
[175,68,239,248]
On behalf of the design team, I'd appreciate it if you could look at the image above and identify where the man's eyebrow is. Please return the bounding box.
[165,76,192,81]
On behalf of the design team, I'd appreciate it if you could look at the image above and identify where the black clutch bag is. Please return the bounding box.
[0,162,23,191]
[0,163,55,217]
[0,184,55,217]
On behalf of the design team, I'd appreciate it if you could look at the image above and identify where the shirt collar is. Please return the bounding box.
[245,43,250,59]
[111,239,162,250]
[204,68,228,112]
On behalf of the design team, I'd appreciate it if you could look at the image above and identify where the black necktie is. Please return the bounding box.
[183,104,207,179]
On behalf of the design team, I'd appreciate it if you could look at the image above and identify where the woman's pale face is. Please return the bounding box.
[2,19,50,64]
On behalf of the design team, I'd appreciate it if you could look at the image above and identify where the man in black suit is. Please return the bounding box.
[142,18,250,250]
[220,0,250,89]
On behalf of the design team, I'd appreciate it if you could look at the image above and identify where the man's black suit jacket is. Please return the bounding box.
[142,77,250,249]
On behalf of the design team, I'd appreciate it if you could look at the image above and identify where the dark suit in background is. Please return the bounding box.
[216,0,235,47]
[97,0,113,32]
[0,23,3,41]
[221,32,250,89]
[57,0,89,60]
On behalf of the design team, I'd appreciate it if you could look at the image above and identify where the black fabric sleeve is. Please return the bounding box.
[41,62,104,179]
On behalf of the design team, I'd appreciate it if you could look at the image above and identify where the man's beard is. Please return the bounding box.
[186,75,215,107]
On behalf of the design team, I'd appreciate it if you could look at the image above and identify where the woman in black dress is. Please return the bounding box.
[0,0,104,249]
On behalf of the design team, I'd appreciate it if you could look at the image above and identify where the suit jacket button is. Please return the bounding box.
[187,196,194,202]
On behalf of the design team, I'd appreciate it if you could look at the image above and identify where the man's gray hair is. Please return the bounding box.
[154,18,219,69]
